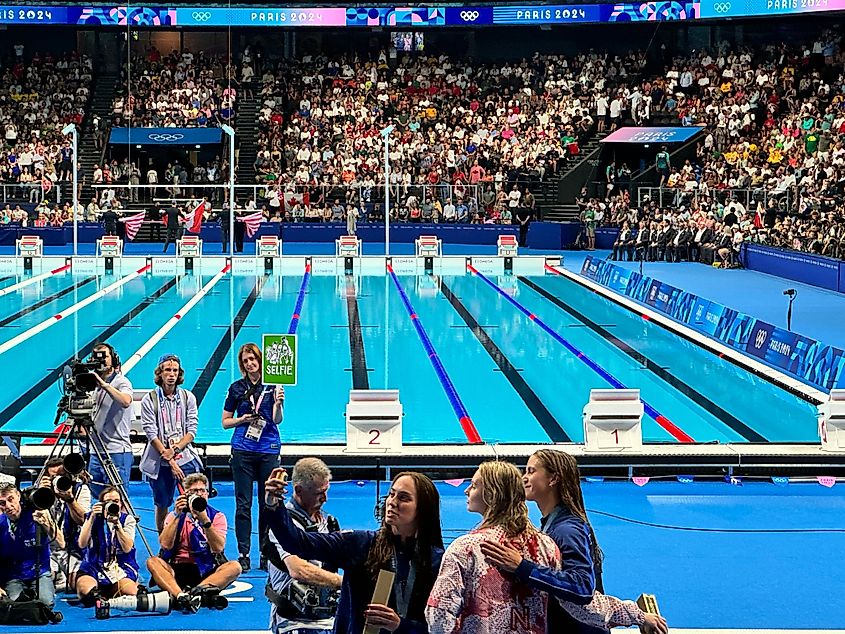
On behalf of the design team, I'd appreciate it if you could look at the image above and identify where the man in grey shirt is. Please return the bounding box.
[88,342,134,497]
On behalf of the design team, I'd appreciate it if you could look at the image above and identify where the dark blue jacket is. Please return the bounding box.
[0,509,51,581]
[266,504,443,634]
[514,504,607,634]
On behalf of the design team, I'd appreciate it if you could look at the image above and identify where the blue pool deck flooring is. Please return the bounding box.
[3,480,843,633]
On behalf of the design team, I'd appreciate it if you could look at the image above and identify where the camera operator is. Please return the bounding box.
[265,458,341,634]
[41,457,92,592]
[88,343,134,497]
[222,342,285,571]
[0,482,64,607]
[76,486,139,607]
[139,354,203,532]
[146,473,242,613]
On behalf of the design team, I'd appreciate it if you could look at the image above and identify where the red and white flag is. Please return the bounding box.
[242,211,265,238]
[121,211,147,241]
[183,200,205,234]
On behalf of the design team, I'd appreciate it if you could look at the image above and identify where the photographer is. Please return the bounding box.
[0,482,63,607]
[146,473,242,613]
[222,343,284,571]
[265,458,341,634]
[139,354,203,532]
[41,457,92,592]
[76,486,139,607]
[88,343,134,497]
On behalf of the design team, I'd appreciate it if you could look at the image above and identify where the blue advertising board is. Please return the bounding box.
[579,256,845,391]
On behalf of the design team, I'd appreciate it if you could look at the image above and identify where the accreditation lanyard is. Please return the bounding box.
[157,387,183,439]
[391,551,417,618]
[247,382,269,419]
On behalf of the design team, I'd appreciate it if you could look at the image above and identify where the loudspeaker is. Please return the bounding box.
[105,256,114,274]
[344,256,353,275]
[424,256,433,275]
[264,256,273,274]
[23,256,33,273]
[185,257,194,273]
[504,256,513,273]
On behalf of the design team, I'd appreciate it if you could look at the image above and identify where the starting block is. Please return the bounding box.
[336,235,362,258]
[16,235,44,258]
[415,235,442,257]
[176,235,202,273]
[497,234,519,257]
[96,236,124,257]
[583,388,643,453]
[345,389,403,453]
[257,235,282,257]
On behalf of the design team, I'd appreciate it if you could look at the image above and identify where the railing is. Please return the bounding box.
[636,186,796,212]
[0,182,67,205]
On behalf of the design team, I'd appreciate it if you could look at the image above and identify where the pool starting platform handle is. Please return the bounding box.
[16,235,44,258]
[497,235,519,258]
[336,235,362,258]
[177,236,203,257]
[345,389,403,454]
[96,236,124,257]
[583,388,644,453]
[818,389,845,452]
[256,235,282,257]
[415,235,442,258]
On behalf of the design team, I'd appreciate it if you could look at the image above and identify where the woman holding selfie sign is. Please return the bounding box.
[222,343,285,572]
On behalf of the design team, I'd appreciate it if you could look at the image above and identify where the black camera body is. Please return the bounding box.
[61,353,107,420]
[104,501,121,517]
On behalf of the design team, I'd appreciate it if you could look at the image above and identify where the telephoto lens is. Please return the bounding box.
[23,486,56,510]
[53,474,74,492]
[105,501,121,517]
[62,453,86,476]
[188,494,207,513]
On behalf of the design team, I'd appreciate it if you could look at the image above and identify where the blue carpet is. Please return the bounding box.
[6,479,844,631]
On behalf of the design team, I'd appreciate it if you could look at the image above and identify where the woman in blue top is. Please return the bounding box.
[76,486,139,607]
[222,342,285,571]
[264,470,444,634]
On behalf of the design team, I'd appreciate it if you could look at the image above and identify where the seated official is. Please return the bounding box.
[265,458,342,634]
[42,457,92,592]
[611,222,634,261]
[76,486,139,606]
[0,482,64,607]
[146,473,242,613]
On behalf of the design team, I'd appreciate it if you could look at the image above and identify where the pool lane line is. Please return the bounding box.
[192,275,268,407]
[287,262,311,335]
[519,276,767,442]
[467,264,694,443]
[0,264,153,358]
[438,277,570,442]
[0,275,98,328]
[0,277,178,430]
[0,263,72,298]
[387,263,482,444]
[121,264,232,375]
[344,275,371,390]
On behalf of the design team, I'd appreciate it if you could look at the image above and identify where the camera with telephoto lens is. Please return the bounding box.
[95,591,172,619]
[61,351,107,420]
[104,501,121,517]
[285,580,338,620]
[21,485,56,511]
[187,494,207,514]
[53,453,87,493]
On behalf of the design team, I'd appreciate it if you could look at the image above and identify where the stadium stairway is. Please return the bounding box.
[234,80,261,204]
[79,72,120,205]
[537,130,608,222]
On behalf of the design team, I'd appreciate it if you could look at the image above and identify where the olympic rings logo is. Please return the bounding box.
[148,133,184,142]
[459,10,480,21]
[191,11,211,22]
[712,2,732,14]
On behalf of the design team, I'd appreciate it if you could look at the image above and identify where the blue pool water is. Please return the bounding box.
[0,268,819,443]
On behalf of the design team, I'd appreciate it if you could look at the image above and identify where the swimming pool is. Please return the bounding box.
[0,265,819,444]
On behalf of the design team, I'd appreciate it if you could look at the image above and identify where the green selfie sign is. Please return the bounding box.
[262,334,298,386]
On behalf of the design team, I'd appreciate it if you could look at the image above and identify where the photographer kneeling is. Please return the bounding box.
[265,458,342,634]
[146,473,242,613]
[76,486,139,607]
[0,482,64,607]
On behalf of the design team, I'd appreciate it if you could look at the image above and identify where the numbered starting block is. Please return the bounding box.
[345,389,403,453]
[177,235,203,273]
[583,388,643,452]
[415,235,442,257]
[96,236,123,274]
[497,234,519,257]
[256,235,282,274]
[15,235,44,273]
[818,389,845,452]
[336,235,361,274]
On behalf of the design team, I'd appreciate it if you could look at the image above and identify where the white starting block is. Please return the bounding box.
[818,389,845,452]
[336,235,362,258]
[256,235,282,257]
[16,235,44,258]
[583,389,643,452]
[415,235,442,257]
[96,235,124,257]
[345,389,403,453]
[497,234,519,257]
[176,235,203,257]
